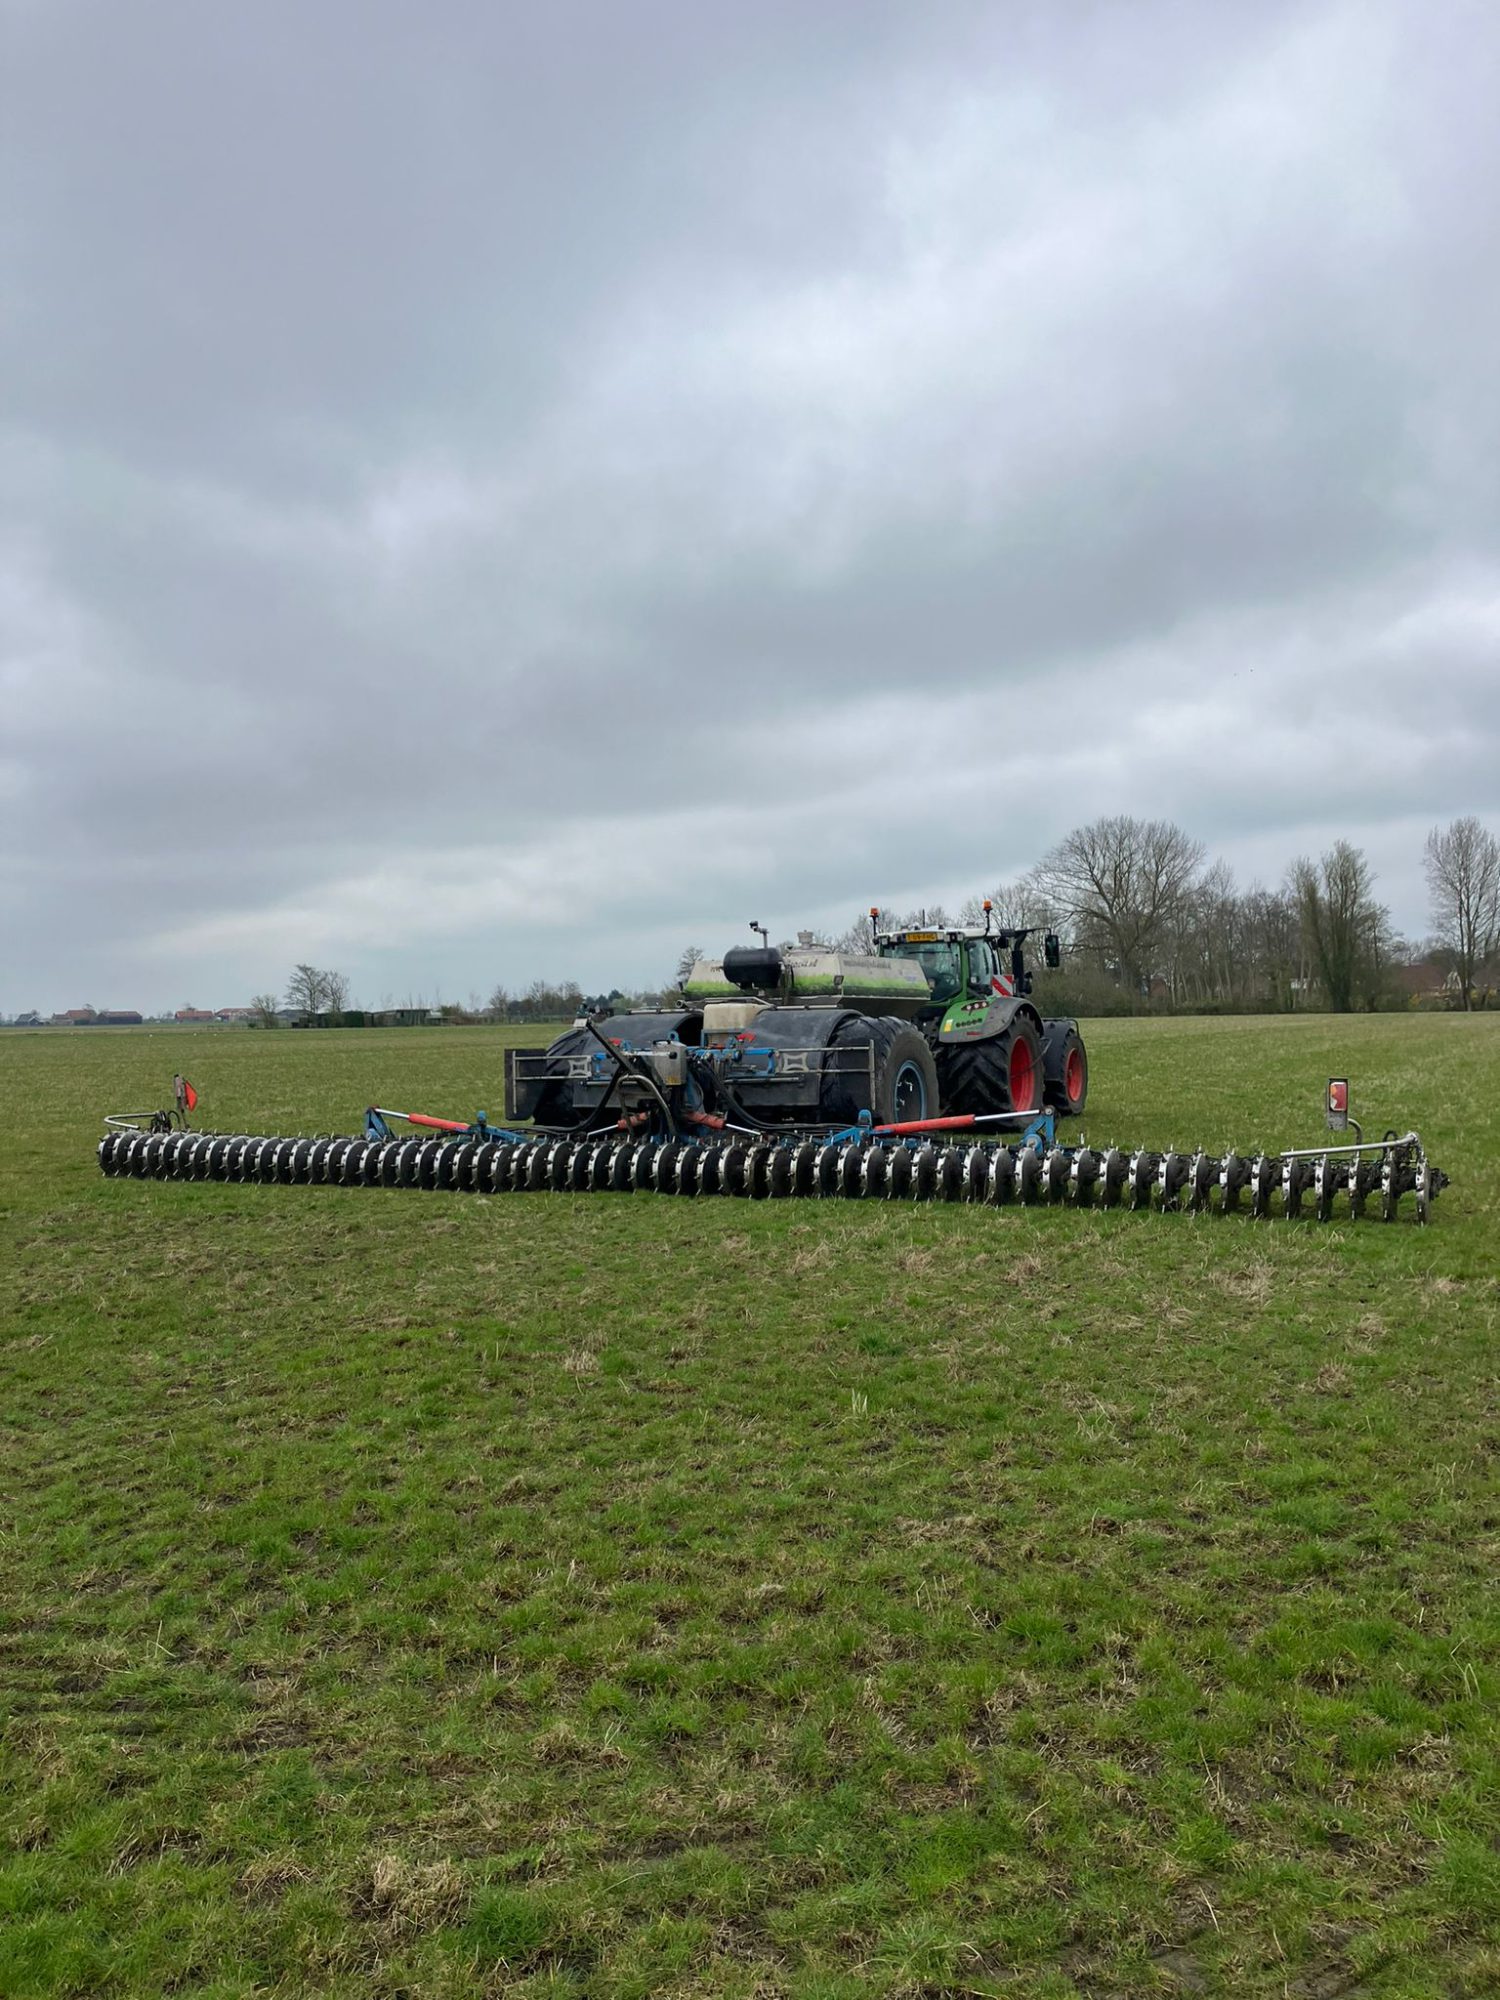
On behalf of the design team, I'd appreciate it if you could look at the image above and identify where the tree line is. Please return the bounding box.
[251,814,1498,1027]
[812,814,1498,1014]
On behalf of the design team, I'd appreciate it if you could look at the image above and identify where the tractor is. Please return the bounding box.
[502,905,1088,1136]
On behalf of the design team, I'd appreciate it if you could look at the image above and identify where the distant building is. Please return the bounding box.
[52,1007,97,1024]
[91,1010,144,1026]
[12,1011,41,1027]
[216,1007,257,1021]
[175,1007,217,1023]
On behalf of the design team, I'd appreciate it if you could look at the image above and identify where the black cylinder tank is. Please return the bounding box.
[721,946,784,991]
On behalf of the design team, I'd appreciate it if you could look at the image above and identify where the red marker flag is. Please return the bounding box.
[174,1074,198,1114]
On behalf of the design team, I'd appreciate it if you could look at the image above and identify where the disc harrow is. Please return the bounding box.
[97,1124,1445,1222]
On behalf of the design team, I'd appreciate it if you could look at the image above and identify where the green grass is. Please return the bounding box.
[2,1014,1497,1999]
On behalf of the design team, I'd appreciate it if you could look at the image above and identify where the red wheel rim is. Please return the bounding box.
[1009,1037,1036,1110]
[1064,1047,1084,1103]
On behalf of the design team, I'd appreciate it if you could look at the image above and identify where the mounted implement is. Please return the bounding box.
[99,1072,1448,1224]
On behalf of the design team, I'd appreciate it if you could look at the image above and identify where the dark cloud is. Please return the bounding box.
[3,0,1498,1011]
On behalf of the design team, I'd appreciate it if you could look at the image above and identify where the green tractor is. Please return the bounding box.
[863,910,1087,1121]
[505,907,1087,1135]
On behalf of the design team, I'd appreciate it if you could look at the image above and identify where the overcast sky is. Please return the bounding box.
[3,0,1498,1013]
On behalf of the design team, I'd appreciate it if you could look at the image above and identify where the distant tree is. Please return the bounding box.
[1035,817,1205,993]
[486,983,511,1022]
[285,964,327,1017]
[672,945,704,991]
[958,879,1056,933]
[1424,817,1500,1010]
[323,969,350,1018]
[1241,885,1301,1011]
[836,908,897,953]
[250,993,280,1028]
[899,904,950,929]
[1291,842,1389,1011]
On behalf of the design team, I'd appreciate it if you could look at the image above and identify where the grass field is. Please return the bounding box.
[2,1015,1497,1999]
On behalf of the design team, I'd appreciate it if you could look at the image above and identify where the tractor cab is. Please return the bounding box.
[873,909,1051,1013]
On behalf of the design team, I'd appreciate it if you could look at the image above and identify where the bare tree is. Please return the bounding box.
[1424,817,1500,1009]
[1291,843,1389,1012]
[486,983,511,1022]
[250,992,280,1027]
[285,964,327,1017]
[1241,885,1301,1011]
[323,969,350,1018]
[1034,817,1205,994]
[672,945,704,991]
[835,908,897,953]
[958,878,1054,931]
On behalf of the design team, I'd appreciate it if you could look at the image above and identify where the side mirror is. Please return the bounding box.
[1043,933,1062,970]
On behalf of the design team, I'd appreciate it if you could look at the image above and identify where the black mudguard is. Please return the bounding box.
[936,994,1042,1053]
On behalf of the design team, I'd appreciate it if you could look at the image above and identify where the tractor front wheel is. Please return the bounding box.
[1041,1022,1089,1117]
[938,1018,1045,1118]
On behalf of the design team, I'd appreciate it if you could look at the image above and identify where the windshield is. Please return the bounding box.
[883,940,963,1004]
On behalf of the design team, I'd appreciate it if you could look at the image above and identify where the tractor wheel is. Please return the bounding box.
[938,1017,1045,1117]
[531,1027,593,1129]
[820,1015,938,1128]
[1040,1021,1089,1117]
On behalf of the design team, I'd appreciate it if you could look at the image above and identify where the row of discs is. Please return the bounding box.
[97,1127,1434,1218]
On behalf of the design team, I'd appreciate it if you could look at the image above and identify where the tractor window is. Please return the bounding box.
[967,942,998,990]
[884,940,963,1003]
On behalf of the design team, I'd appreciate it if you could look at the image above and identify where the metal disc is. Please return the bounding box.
[937,1146,967,1201]
[886,1146,914,1200]
[985,1147,1015,1206]
[1314,1156,1334,1223]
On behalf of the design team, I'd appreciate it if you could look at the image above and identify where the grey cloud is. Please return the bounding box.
[3,0,1498,1011]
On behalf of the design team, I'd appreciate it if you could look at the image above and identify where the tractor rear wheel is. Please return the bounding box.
[531,1027,594,1129]
[1041,1021,1089,1117]
[938,1017,1045,1117]
[820,1015,938,1127]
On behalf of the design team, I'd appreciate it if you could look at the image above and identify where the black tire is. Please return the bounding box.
[1040,1020,1089,1117]
[529,1026,595,1129]
[938,1017,1045,1117]
[819,1015,938,1127]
